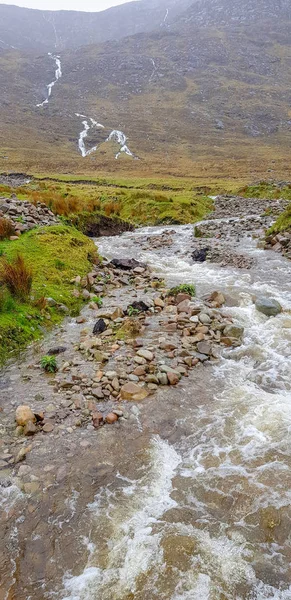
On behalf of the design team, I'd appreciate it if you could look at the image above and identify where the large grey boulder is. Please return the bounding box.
[255,297,282,317]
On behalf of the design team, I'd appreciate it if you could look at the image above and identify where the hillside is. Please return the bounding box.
[1,0,291,178]
[0,0,193,51]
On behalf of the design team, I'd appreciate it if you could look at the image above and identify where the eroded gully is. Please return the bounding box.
[1,202,291,600]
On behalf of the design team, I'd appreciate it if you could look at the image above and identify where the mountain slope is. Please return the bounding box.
[1,0,291,178]
[0,0,193,51]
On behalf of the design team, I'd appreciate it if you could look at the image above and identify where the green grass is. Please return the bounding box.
[0,176,214,226]
[267,204,291,234]
[0,224,98,364]
[167,283,196,297]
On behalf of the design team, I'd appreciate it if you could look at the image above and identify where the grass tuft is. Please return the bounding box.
[0,217,15,240]
[0,253,33,300]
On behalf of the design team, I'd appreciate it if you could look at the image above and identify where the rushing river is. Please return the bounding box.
[1,214,291,600]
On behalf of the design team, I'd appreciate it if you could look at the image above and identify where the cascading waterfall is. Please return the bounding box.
[36,52,62,107]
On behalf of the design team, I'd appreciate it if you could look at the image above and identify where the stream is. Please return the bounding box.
[1,204,291,600]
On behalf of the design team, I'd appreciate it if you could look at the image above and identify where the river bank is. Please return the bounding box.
[1,195,291,600]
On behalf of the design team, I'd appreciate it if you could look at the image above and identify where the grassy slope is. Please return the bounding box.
[0,225,97,364]
[0,176,214,225]
[1,16,291,180]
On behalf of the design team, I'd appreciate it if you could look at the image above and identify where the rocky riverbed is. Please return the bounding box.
[0,195,291,600]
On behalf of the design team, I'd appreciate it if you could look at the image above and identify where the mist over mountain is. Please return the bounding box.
[0,0,193,51]
[0,0,291,177]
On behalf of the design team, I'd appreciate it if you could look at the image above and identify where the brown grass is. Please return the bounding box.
[0,217,15,240]
[0,253,33,300]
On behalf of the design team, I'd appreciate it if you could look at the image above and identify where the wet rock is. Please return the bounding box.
[154,297,165,308]
[136,348,154,361]
[76,316,86,324]
[93,319,107,335]
[15,445,32,463]
[110,258,146,271]
[92,411,104,428]
[196,341,212,355]
[177,300,191,314]
[199,313,211,324]
[47,346,67,355]
[120,383,149,401]
[23,421,37,436]
[192,248,209,262]
[105,413,118,424]
[176,293,191,304]
[223,324,244,339]
[42,422,54,433]
[255,297,282,317]
[206,291,225,307]
[15,405,36,427]
[127,300,149,313]
[157,372,169,385]
[167,372,180,385]
[91,387,104,399]
[133,366,147,376]
[193,352,209,362]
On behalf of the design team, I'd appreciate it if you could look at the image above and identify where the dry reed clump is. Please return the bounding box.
[0,253,33,300]
[0,217,15,240]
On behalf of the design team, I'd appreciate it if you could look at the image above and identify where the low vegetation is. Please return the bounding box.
[0,224,98,364]
[0,253,32,300]
[267,204,291,234]
[0,217,15,240]
[167,284,196,297]
[41,355,58,373]
[0,175,214,227]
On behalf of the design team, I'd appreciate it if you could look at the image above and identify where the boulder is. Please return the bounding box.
[192,248,209,262]
[255,297,282,317]
[120,383,149,401]
[127,300,149,313]
[206,291,225,307]
[93,319,107,335]
[110,258,146,271]
[223,324,244,339]
[15,405,36,427]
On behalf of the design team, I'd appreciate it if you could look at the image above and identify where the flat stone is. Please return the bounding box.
[137,348,154,361]
[91,387,104,399]
[177,300,191,314]
[42,422,54,433]
[196,341,212,355]
[120,383,149,401]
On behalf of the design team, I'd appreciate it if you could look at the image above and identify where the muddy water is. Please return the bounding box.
[1,216,291,600]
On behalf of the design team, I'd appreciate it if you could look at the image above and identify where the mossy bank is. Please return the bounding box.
[0,225,98,365]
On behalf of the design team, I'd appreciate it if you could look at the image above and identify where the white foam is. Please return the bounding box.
[36,53,62,107]
[61,437,180,599]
